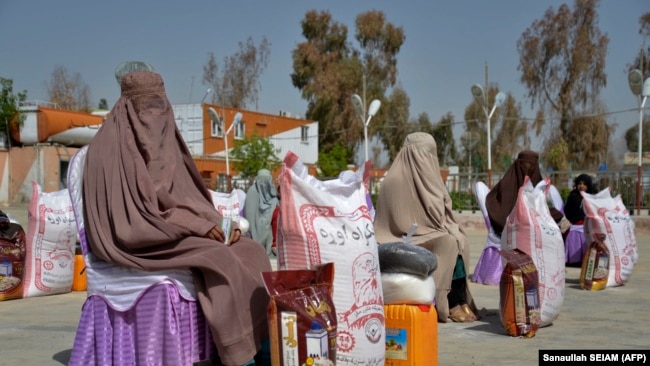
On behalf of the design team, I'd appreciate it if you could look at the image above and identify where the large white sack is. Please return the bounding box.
[381,273,435,305]
[278,152,385,366]
[23,182,76,297]
[582,188,637,287]
[501,177,565,327]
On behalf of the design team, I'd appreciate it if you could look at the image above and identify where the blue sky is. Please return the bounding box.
[1,0,647,156]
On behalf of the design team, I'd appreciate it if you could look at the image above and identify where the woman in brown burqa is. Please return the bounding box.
[486,150,568,238]
[82,70,271,365]
[374,132,479,323]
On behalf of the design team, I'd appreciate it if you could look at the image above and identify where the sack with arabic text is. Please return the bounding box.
[277,152,385,365]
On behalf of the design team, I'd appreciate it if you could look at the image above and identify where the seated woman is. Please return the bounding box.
[486,150,570,238]
[82,70,271,366]
[563,174,596,264]
[374,132,479,323]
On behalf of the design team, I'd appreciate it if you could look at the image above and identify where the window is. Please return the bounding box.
[235,121,245,140]
[301,126,309,143]
[211,118,224,137]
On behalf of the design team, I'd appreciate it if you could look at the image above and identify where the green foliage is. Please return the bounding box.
[317,142,353,177]
[98,98,109,110]
[291,10,405,157]
[448,191,476,211]
[0,77,27,134]
[625,119,650,153]
[230,133,281,181]
[431,112,458,166]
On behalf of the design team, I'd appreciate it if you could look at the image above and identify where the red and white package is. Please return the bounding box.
[582,188,637,287]
[501,177,565,327]
[23,182,76,298]
[277,152,385,366]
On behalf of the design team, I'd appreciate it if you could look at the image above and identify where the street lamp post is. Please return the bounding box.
[627,69,650,215]
[208,108,242,178]
[351,94,381,163]
[471,84,505,188]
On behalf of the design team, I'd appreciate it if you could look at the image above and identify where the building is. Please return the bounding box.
[0,101,318,203]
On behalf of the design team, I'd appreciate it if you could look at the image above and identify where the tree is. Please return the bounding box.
[291,10,405,159]
[317,142,353,177]
[98,98,109,110]
[230,132,281,182]
[463,86,529,172]
[377,85,411,163]
[0,77,27,144]
[626,12,650,77]
[624,119,650,153]
[430,113,459,167]
[490,93,530,172]
[624,12,650,154]
[202,36,271,110]
[46,66,92,111]
[517,0,609,169]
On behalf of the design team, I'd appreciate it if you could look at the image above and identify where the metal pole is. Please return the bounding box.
[225,128,230,178]
[637,95,644,215]
[364,122,369,163]
[486,105,492,189]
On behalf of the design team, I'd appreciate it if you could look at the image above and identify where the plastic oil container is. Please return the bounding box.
[384,304,438,366]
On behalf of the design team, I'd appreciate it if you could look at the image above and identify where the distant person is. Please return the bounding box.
[564,174,595,225]
[245,169,279,256]
[270,183,280,256]
[82,70,271,366]
[374,132,479,323]
[563,174,596,265]
[486,150,570,237]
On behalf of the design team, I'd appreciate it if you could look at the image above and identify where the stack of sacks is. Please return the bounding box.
[378,242,438,305]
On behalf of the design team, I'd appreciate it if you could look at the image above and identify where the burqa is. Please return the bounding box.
[82,70,271,365]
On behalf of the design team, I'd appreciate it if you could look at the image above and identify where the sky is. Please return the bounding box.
[1,0,647,162]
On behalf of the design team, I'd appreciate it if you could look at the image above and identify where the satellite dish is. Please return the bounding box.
[208,107,221,123]
[115,61,155,85]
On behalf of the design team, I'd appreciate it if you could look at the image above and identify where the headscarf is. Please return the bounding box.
[565,173,595,224]
[374,132,476,322]
[485,150,543,237]
[374,132,463,243]
[244,169,279,254]
[573,173,594,193]
[82,70,270,365]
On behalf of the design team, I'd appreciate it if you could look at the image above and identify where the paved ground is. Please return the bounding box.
[0,204,648,365]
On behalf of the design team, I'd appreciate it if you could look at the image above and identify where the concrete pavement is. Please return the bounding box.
[0,204,648,365]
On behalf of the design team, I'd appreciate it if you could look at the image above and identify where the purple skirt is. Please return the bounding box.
[68,283,214,366]
[565,225,587,265]
[472,246,503,286]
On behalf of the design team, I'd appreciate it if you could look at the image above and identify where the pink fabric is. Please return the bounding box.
[68,284,214,366]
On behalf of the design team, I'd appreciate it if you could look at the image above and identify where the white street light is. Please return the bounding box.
[351,93,381,163]
[471,84,505,188]
[208,109,242,178]
[627,69,650,215]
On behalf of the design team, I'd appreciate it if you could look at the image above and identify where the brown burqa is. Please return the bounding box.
[374,132,478,322]
[485,150,563,237]
[82,71,271,365]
